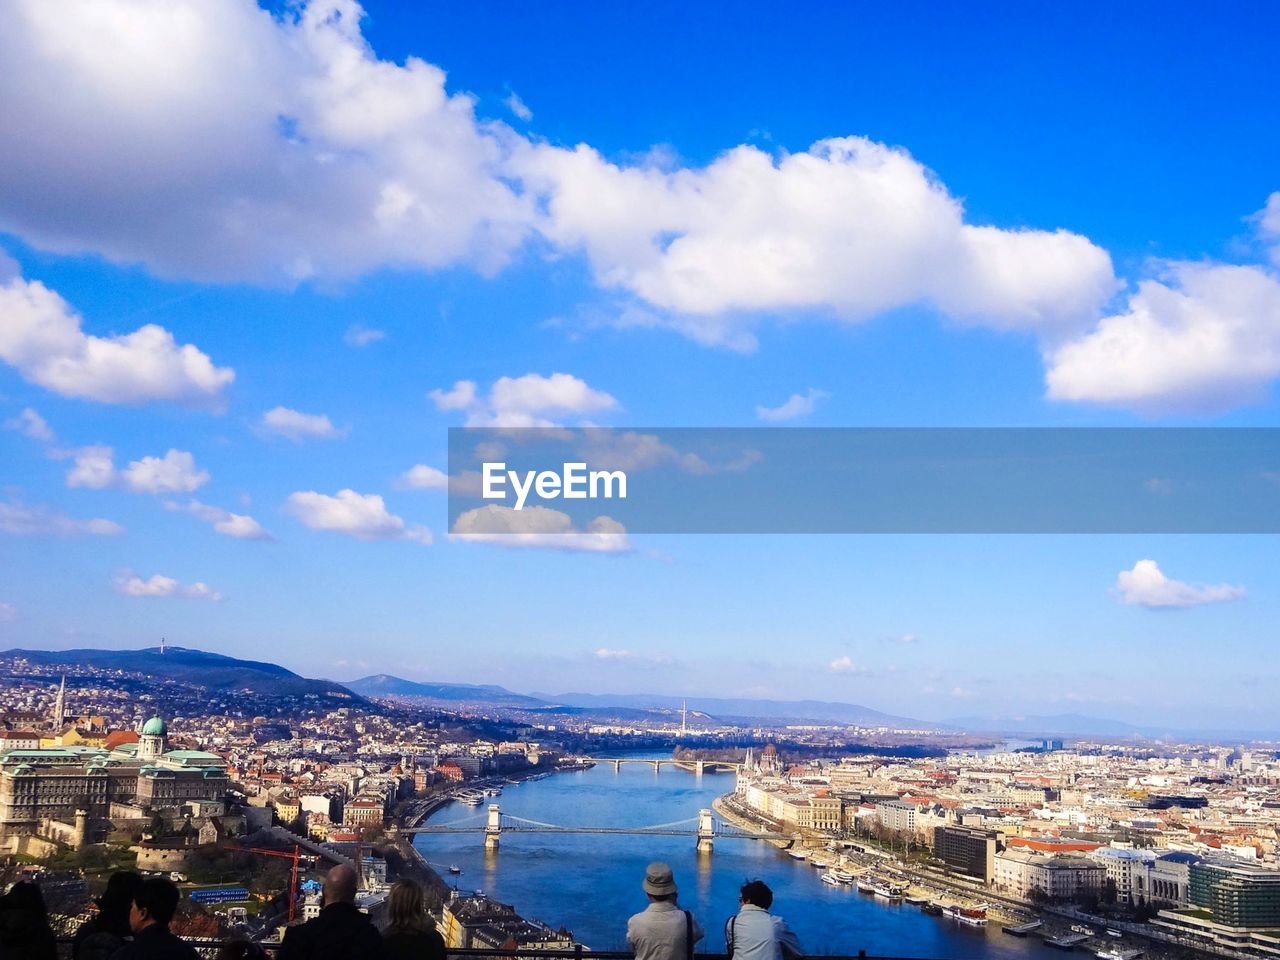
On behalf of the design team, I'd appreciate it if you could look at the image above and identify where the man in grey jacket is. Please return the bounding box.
[627,862,704,960]
[724,880,802,960]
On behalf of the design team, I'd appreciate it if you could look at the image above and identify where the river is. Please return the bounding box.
[413,757,1069,959]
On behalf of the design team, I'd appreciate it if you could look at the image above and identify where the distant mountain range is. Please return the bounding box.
[346,674,546,708]
[532,691,933,728]
[1,646,361,701]
[944,712,1148,737]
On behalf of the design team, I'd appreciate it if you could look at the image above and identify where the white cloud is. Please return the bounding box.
[950,686,977,699]
[4,406,54,442]
[504,91,533,122]
[1114,559,1246,609]
[756,388,828,422]
[65,446,210,494]
[430,373,617,427]
[0,0,531,284]
[1046,261,1280,412]
[0,602,16,623]
[115,571,223,601]
[343,324,385,347]
[260,406,346,441]
[166,498,271,540]
[514,137,1117,346]
[829,656,870,675]
[396,464,449,491]
[450,504,629,553]
[286,488,431,544]
[0,276,234,406]
[121,449,210,493]
[0,498,123,537]
[894,633,918,645]
[64,445,117,489]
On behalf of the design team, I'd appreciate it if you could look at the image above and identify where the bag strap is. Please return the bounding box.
[725,915,735,959]
[685,910,694,960]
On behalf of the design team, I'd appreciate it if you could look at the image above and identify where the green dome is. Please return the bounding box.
[141,716,167,736]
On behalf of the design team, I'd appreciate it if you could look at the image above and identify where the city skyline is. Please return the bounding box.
[2,2,1279,730]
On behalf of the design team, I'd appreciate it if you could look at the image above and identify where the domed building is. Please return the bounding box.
[0,714,229,847]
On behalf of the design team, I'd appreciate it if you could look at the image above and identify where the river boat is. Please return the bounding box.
[922,902,944,916]
[905,894,929,906]
[821,873,842,886]
[448,865,461,874]
[787,850,807,861]
[832,869,856,883]
[856,877,877,894]
[943,904,988,927]
[872,879,906,901]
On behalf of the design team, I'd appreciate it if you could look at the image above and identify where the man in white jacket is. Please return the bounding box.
[724,880,802,960]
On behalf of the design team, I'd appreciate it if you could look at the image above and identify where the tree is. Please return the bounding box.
[1029,886,1049,905]
[1102,879,1118,906]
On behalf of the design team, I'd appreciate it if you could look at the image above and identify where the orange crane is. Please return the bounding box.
[229,843,315,922]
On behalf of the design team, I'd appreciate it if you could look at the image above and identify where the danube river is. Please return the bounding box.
[413,757,1069,959]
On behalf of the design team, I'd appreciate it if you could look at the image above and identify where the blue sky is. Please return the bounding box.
[1,1,1278,730]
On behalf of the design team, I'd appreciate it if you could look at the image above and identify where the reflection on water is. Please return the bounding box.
[414,758,1064,959]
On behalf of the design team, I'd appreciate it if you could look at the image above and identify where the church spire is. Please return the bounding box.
[52,675,65,728]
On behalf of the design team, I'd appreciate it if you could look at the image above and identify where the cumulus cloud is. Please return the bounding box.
[286,488,431,543]
[4,406,54,442]
[343,324,385,347]
[0,0,531,284]
[1256,191,1280,267]
[1114,559,1246,609]
[68,447,210,494]
[122,449,210,493]
[430,373,617,427]
[756,388,828,422]
[514,137,1117,347]
[165,498,271,540]
[396,464,449,491]
[260,406,346,441]
[115,571,223,601]
[0,498,123,537]
[0,276,234,406]
[450,504,629,552]
[829,656,870,675]
[1046,260,1280,412]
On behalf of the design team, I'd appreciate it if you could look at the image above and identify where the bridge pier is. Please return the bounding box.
[696,808,714,854]
[612,760,621,773]
[695,760,705,776]
[485,803,501,851]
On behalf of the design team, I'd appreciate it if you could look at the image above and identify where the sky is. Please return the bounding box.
[1,1,1278,731]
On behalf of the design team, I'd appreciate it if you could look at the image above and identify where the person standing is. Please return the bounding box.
[74,871,143,960]
[724,880,801,960]
[278,865,384,960]
[626,862,704,960]
[381,879,445,960]
[108,877,198,960]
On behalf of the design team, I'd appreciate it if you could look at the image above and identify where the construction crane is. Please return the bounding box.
[228,843,315,922]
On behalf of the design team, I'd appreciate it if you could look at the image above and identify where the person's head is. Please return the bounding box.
[323,865,358,907]
[642,862,677,903]
[2,881,47,918]
[387,879,427,932]
[739,880,773,910]
[97,871,144,921]
[129,877,180,932]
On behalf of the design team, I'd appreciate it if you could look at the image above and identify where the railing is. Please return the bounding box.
[53,941,945,960]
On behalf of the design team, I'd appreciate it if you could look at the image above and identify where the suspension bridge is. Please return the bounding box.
[402,805,792,852]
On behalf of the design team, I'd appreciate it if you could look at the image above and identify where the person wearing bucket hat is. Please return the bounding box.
[626,862,704,960]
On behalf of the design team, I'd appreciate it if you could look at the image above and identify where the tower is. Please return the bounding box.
[681,701,687,737]
[139,716,167,761]
[51,675,65,728]
[160,636,166,655]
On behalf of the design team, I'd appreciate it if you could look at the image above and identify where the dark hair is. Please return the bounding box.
[98,871,144,917]
[2,881,47,918]
[739,879,772,909]
[134,877,181,927]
